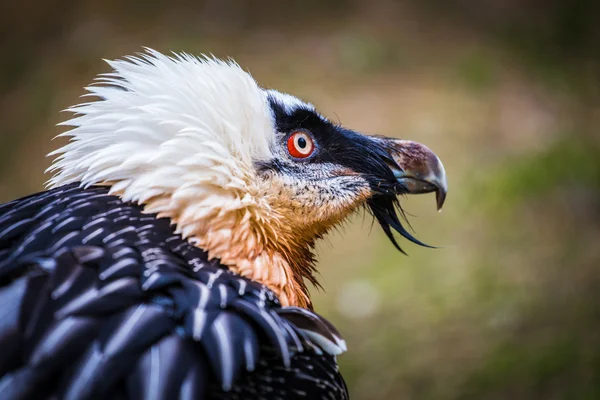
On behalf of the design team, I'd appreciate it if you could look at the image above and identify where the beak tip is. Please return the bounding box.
[436,189,447,212]
[433,154,448,212]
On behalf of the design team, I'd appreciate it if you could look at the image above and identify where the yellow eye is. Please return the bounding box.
[287,132,315,159]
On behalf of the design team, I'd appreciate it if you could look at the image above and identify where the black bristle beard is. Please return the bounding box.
[366,193,433,254]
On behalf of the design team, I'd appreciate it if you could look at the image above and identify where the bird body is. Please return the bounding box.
[0,184,347,399]
[0,49,447,399]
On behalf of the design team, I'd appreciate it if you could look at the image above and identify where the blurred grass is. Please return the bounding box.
[476,136,600,215]
[1,1,600,399]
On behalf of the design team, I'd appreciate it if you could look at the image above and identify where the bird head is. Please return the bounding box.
[48,49,447,309]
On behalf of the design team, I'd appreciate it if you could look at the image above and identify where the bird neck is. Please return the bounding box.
[215,237,316,309]
[140,188,318,309]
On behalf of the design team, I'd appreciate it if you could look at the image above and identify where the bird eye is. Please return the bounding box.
[287,131,315,159]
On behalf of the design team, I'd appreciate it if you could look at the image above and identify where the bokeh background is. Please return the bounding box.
[1,1,600,398]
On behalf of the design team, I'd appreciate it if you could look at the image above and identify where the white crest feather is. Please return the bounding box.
[48,49,276,238]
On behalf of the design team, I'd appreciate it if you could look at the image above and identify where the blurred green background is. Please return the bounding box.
[1,0,600,398]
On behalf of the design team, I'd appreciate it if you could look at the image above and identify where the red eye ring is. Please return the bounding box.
[287,131,315,159]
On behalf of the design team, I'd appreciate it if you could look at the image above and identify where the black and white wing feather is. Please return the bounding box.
[0,184,348,400]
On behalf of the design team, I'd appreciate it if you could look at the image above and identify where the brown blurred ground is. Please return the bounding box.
[1,1,600,399]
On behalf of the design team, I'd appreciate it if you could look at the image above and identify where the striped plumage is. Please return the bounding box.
[0,184,348,399]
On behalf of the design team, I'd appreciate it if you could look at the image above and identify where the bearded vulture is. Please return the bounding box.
[0,49,447,400]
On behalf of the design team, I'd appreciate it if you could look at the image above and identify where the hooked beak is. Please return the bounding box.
[384,139,448,211]
[362,136,447,253]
